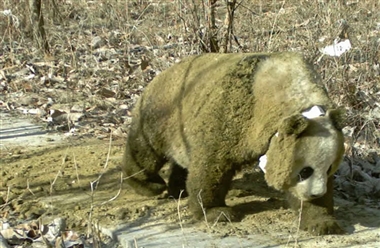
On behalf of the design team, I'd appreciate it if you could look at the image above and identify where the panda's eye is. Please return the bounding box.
[298,167,314,182]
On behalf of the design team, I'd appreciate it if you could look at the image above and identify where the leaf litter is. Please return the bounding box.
[1,0,380,247]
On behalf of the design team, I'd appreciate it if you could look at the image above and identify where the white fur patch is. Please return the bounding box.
[302,105,325,119]
[259,155,267,173]
[299,174,327,199]
[258,106,325,174]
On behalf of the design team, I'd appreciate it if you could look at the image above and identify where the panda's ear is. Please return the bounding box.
[279,114,309,135]
[327,108,346,130]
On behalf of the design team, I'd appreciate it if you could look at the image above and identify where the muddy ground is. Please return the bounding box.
[1,0,380,247]
[1,136,380,247]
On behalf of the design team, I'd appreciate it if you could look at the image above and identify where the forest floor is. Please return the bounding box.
[1,0,379,247]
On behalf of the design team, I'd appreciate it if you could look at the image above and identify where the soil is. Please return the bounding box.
[1,0,380,246]
[1,137,380,247]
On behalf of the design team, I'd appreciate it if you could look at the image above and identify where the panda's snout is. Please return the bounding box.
[308,182,327,199]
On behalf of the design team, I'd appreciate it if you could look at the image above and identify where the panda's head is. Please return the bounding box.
[263,107,345,201]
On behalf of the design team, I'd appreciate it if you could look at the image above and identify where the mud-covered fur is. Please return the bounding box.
[122,52,345,235]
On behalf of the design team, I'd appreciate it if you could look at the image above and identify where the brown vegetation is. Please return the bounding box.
[0,0,379,246]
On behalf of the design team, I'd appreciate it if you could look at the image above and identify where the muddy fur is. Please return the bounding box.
[122,52,345,235]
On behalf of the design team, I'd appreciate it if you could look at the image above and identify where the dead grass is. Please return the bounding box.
[0,0,379,246]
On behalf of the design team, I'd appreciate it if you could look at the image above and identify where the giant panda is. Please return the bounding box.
[122,52,346,235]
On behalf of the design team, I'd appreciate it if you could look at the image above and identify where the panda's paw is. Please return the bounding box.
[193,206,241,223]
[303,217,345,235]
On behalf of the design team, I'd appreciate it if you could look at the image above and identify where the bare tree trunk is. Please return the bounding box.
[207,0,219,52]
[50,0,63,23]
[220,0,238,53]
[186,0,239,53]
[188,0,207,52]
[29,0,50,54]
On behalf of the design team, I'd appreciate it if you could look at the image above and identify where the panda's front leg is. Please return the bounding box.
[287,176,345,235]
[186,159,240,223]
